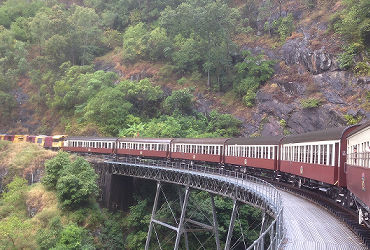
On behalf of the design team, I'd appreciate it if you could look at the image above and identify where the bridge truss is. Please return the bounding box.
[91,157,284,249]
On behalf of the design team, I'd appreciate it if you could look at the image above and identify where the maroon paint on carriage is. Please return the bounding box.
[280,160,337,185]
[44,136,53,148]
[346,165,370,210]
[26,135,36,143]
[4,135,14,141]
[116,148,168,158]
[225,157,276,170]
[64,146,114,155]
[171,152,221,163]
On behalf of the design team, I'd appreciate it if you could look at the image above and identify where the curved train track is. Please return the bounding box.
[263,178,370,248]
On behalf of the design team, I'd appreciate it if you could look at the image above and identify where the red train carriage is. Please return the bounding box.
[3,135,14,141]
[26,135,36,143]
[225,136,282,171]
[280,126,358,187]
[346,121,370,226]
[171,138,229,163]
[43,136,53,149]
[64,137,116,154]
[116,138,172,159]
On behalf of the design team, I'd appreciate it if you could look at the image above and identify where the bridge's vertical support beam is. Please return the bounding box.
[145,181,161,250]
[174,186,190,250]
[260,211,266,235]
[210,194,221,250]
[224,199,239,250]
[178,187,189,250]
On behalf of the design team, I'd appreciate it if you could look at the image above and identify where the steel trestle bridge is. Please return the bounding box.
[91,157,284,250]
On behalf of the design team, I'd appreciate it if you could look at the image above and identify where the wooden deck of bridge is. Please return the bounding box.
[281,191,367,250]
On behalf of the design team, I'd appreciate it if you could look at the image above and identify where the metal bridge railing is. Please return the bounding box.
[106,156,284,250]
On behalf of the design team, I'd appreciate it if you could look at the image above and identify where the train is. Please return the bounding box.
[1,122,369,226]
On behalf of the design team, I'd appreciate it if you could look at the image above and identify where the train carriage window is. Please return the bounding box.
[328,144,333,166]
[263,147,267,159]
[313,145,318,164]
[299,146,304,162]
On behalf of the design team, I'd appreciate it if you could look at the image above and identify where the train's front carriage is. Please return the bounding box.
[224,137,282,171]
[346,122,370,226]
[52,135,67,149]
[171,138,228,163]
[0,134,5,141]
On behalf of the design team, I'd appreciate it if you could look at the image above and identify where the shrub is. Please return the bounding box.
[338,43,362,70]
[163,89,193,115]
[300,98,321,109]
[353,61,370,76]
[344,114,363,125]
[177,77,187,85]
[56,157,98,210]
[279,119,287,128]
[55,224,94,249]
[42,152,71,190]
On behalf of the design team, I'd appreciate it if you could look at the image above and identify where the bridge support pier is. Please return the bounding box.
[145,182,224,249]
[211,194,221,250]
[224,199,239,250]
[145,181,161,250]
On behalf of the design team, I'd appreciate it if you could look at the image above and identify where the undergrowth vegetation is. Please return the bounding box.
[332,0,370,75]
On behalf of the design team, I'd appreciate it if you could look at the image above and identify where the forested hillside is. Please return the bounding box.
[0,0,369,137]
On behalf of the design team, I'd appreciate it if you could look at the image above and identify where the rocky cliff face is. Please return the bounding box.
[232,1,370,136]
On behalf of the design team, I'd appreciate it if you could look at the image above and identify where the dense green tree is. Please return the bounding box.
[99,212,125,249]
[0,91,17,125]
[42,152,71,190]
[0,215,32,249]
[0,0,44,28]
[36,216,63,250]
[117,79,163,117]
[160,0,240,86]
[0,27,28,91]
[69,6,103,65]
[123,200,151,249]
[171,34,204,72]
[147,26,172,60]
[54,224,94,249]
[163,88,193,115]
[56,157,98,209]
[84,87,132,135]
[122,22,148,62]
[234,51,274,106]
[52,64,116,114]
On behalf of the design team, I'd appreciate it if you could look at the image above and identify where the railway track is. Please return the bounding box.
[264,178,370,249]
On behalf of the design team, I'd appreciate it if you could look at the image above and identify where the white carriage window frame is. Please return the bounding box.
[281,140,338,166]
[225,145,276,159]
[172,143,223,155]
